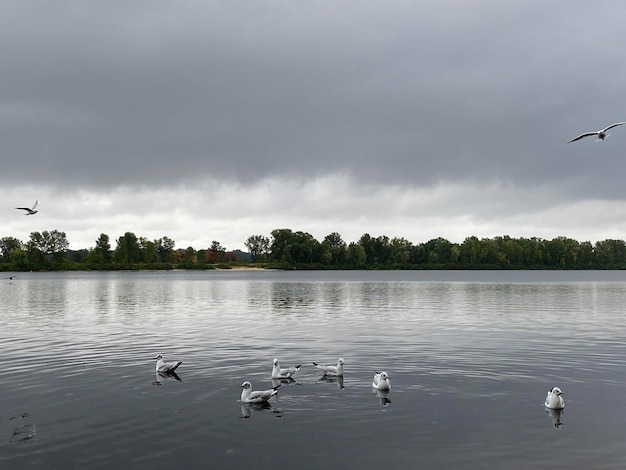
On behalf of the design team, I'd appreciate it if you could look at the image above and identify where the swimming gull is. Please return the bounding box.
[15,199,39,215]
[372,371,391,391]
[567,122,626,143]
[544,386,565,410]
[271,358,301,379]
[240,381,281,404]
[312,358,344,377]
[153,354,182,373]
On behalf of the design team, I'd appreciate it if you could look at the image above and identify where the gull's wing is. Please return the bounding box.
[567,132,597,144]
[15,207,31,211]
[248,387,278,402]
[31,200,39,211]
[602,122,626,132]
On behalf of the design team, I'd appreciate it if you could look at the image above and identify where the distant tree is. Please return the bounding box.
[0,237,22,263]
[210,240,225,253]
[460,236,480,265]
[197,249,208,264]
[594,239,626,268]
[359,234,391,265]
[155,236,175,263]
[423,237,453,265]
[245,235,270,262]
[184,247,196,265]
[89,233,112,264]
[9,248,27,270]
[289,231,320,264]
[269,229,295,263]
[209,240,226,262]
[321,232,347,265]
[114,232,140,264]
[144,240,157,263]
[389,237,412,265]
[346,242,366,267]
[26,230,69,268]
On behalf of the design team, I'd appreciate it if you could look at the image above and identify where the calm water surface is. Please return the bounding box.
[2,270,626,469]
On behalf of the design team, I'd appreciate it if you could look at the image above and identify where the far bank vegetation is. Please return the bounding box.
[1,228,625,271]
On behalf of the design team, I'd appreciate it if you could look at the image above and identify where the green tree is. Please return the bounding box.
[0,237,22,263]
[114,232,140,264]
[321,232,347,265]
[460,236,480,265]
[289,231,320,264]
[389,237,412,265]
[594,239,626,268]
[155,236,175,263]
[346,242,366,267]
[144,240,157,263]
[9,248,27,270]
[89,233,112,264]
[181,247,197,267]
[424,237,453,265]
[245,235,270,262]
[26,230,69,269]
[270,229,294,263]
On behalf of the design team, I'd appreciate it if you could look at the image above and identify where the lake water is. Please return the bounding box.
[2,270,626,469]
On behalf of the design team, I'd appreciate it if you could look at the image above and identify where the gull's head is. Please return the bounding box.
[550,386,563,395]
[273,358,279,365]
[338,358,345,365]
[241,381,252,389]
[379,371,389,380]
[153,354,163,361]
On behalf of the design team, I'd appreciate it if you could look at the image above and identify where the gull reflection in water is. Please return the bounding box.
[240,402,283,419]
[545,407,564,428]
[316,375,345,390]
[271,377,300,388]
[152,371,182,386]
[373,389,391,406]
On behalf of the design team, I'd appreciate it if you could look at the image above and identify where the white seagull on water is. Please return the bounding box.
[545,386,565,410]
[153,354,182,373]
[15,199,39,215]
[567,122,626,143]
[372,371,391,391]
[240,381,281,404]
[271,358,301,379]
[312,358,344,377]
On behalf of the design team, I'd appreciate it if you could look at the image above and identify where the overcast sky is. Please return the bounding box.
[3,0,626,251]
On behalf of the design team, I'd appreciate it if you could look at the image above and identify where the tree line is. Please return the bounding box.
[0,231,239,271]
[245,229,626,270]
[3,228,626,271]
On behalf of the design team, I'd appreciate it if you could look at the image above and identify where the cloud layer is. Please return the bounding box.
[3,1,626,250]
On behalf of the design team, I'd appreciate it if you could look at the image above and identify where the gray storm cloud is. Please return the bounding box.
[3,1,626,250]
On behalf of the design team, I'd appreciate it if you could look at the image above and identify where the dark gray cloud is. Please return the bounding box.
[4,0,626,253]
[3,0,626,196]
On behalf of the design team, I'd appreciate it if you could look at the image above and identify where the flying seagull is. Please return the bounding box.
[567,122,626,143]
[15,199,39,215]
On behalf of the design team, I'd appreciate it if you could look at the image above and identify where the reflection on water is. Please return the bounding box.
[240,401,284,419]
[315,375,345,390]
[152,371,182,386]
[2,270,626,469]
[546,408,565,428]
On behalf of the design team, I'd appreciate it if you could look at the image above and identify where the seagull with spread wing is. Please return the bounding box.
[567,122,626,143]
[15,199,39,215]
